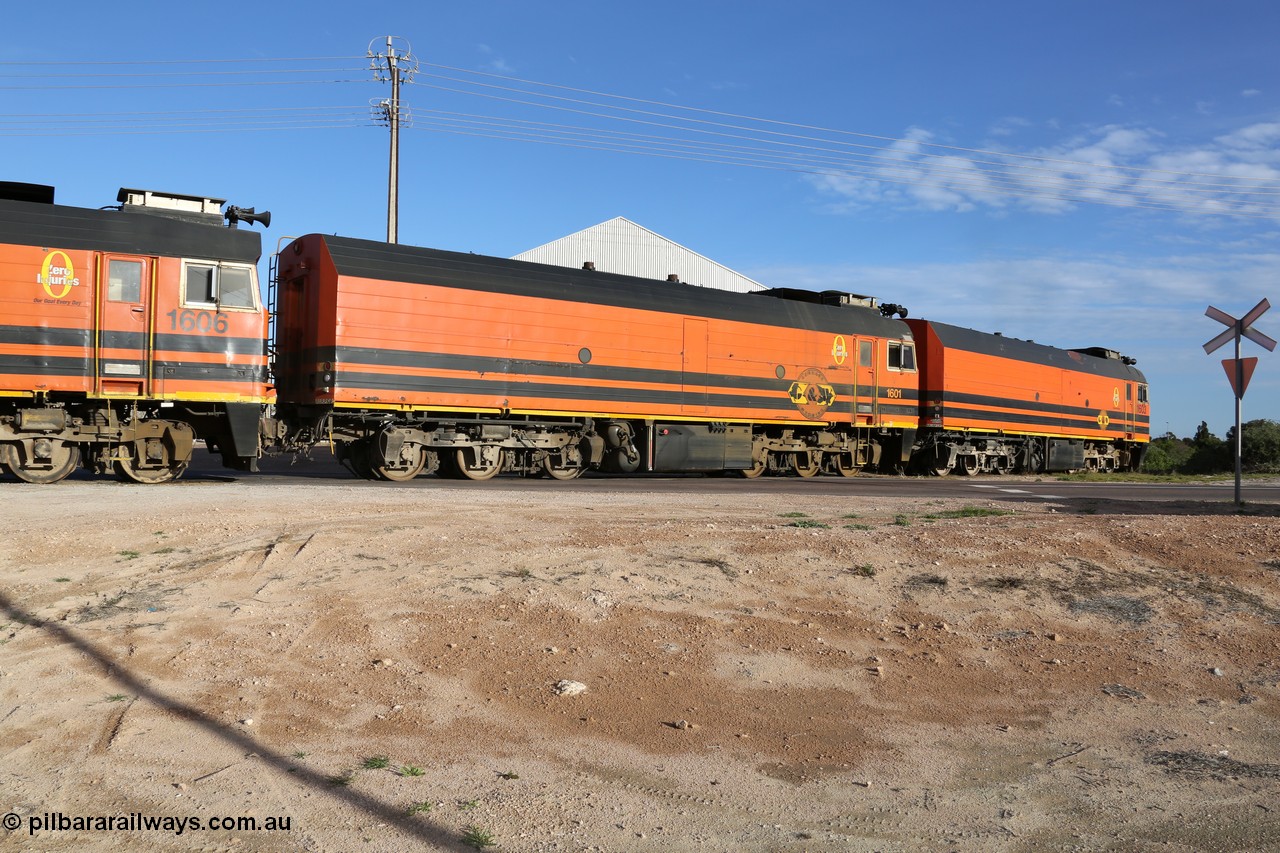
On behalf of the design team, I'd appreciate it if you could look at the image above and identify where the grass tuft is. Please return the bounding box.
[935,506,1014,519]
[462,826,496,849]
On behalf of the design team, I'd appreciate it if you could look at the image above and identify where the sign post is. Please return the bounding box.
[1203,299,1276,505]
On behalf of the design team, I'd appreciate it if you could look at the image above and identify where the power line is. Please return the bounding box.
[425,62,1280,187]
[0,78,369,91]
[408,71,1280,217]
[408,97,1280,206]
[0,106,373,136]
[1,51,1275,218]
[0,56,363,66]
[0,67,363,80]
[411,84,1280,217]
[406,121,1280,219]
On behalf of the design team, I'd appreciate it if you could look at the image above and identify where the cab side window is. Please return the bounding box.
[185,263,216,305]
[219,267,255,309]
[887,340,916,372]
[183,260,257,309]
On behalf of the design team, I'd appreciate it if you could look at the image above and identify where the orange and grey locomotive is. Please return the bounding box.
[0,182,270,483]
[268,234,919,481]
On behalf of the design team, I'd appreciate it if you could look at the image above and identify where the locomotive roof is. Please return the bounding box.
[309,233,911,339]
[911,319,1147,382]
[0,193,261,264]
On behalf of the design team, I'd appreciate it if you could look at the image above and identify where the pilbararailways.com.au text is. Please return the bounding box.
[4,811,292,836]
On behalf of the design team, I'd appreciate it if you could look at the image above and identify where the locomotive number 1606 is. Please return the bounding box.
[165,308,228,334]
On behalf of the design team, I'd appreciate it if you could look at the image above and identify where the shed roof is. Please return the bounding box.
[513,216,766,294]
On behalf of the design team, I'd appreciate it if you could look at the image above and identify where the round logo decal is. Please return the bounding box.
[39,251,80,299]
[788,367,836,420]
[831,335,848,365]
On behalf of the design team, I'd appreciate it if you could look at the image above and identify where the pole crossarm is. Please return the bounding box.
[368,36,419,244]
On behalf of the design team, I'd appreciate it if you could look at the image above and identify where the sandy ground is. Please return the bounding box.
[1,474,1278,852]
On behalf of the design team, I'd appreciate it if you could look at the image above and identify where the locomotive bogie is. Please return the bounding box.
[0,400,198,483]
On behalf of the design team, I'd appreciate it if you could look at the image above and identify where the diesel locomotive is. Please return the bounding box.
[0,182,1150,484]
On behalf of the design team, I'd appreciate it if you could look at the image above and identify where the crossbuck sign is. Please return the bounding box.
[1203,298,1275,504]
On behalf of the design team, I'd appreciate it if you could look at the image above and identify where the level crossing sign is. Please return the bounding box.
[1202,298,1275,505]
[1204,298,1275,399]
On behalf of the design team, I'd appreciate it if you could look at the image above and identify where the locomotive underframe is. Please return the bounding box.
[270,406,895,482]
[0,395,258,484]
[277,404,1148,484]
[914,430,1141,476]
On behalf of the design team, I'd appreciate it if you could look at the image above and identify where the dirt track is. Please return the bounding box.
[2,478,1279,851]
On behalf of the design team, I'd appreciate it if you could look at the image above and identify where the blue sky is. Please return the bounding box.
[3,1,1278,439]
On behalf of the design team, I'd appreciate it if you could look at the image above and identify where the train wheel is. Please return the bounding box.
[834,453,860,478]
[793,451,821,478]
[375,448,427,481]
[114,456,188,484]
[958,456,980,476]
[114,439,189,484]
[543,458,584,480]
[455,446,504,481]
[543,450,585,480]
[739,452,767,479]
[4,439,80,484]
[931,465,951,477]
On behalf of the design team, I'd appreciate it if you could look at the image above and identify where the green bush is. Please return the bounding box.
[1234,419,1280,473]
[1140,433,1192,474]
[1144,420,1280,475]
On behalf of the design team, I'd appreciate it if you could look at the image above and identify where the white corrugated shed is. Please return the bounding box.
[512,216,766,293]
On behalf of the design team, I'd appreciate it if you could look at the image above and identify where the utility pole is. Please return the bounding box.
[369,36,417,244]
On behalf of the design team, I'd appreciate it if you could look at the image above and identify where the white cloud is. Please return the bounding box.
[804,120,1280,221]
[987,116,1031,138]
[1242,89,1261,98]
[476,44,514,74]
